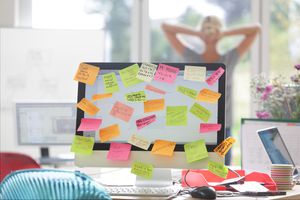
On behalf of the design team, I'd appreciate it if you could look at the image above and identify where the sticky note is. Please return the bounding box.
[77,98,100,116]
[131,161,153,179]
[119,64,143,87]
[136,115,156,129]
[92,93,112,101]
[189,103,211,122]
[214,137,236,158]
[103,72,119,93]
[128,134,151,150]
[200,123,222,133]
[197,89,221,103]
[166,106,187,126]
[153,63,179,84]
[136,63,158,82]
[71,135,94,155]
[73,63,99,85]
[208,161,228,178]
[77,118,102,131]
[206,67,225,86]
[144,99,165,113]
[184,65,206,82]
[151,139,176,157]
[125,91,147,102]
[145,84,166,95]
[99,124,120,142]
[110,101,134,122]
[177,86,197,99]
[184,139,208,163]
[107,142,131,161]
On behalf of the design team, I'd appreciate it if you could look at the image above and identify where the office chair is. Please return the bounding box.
[0,169,111,200]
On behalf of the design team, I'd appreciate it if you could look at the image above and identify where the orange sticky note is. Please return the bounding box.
[92,93,112,101]
[144,99,165,113]
[145,84,166,95]
[110,101,134,122]
[99,124,120,143]
[77,98,100,116]
[73,63,99,85]
[214,137,236,158]
[151,139,176,156]
[197,89,221,103]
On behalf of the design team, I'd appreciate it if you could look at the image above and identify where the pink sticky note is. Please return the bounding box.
[200,123,222,133]
[77,118,102,131]
[145,84,166,95]
[206,67,225,86]
[107,142,131,161]
[136,115,156,129]
[110,101,134,122]
[154,64,179,84]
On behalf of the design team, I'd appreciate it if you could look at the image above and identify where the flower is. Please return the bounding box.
[261,85,273,101]
[256,111,272,119]
[295,64,300,70]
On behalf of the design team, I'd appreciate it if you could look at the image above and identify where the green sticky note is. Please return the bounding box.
[125,91,147,102]
[177,86,197,99]
[208,161,228,178]
[119,64,143,87]
[131,161,153,179]
[166,106,187,126]
[189,103,211,122]
[70,135,94,155]
[184,139,208,163]
[103,72,120,93]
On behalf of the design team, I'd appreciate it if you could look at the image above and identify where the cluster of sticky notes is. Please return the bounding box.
[214,137,236,158]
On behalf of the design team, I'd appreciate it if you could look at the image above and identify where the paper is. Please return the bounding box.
[189,103,211,122]
[200,123,222,133]
[92,93,112,101]
[214,137,236,158]
[136,115,156,129]
[197,89,221,103]
[131,161,153,179]
[71,135,94,155]
[107,142,131,161]
[125,91,147,102]
[136,63,157,82]
[208,161,228,178]
[166,106,188,126]
[151,139,176,156]
[103,72,120,93]
[144,99,165,113]
[77,98,100,116]
[77,118,102,131]
[206,67,225,86]
[184,139,208,163]
[110,101,134,122]
[153,63,179,84]
[184,65,206,82]
[73,63,99,85]
[145,84,166,95]
[128,134,151,150]
[99,124,120,142]
[177,86,197,99]
[119,64,143,87]
[230,182,269,192]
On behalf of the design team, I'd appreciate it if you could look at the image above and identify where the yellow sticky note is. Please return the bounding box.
[214,137,236,158]
[151,139,176,156]
[177,86,197,99]
[92,93,112,101]
[125,91,147,102]
[189,103,211,122]
[184,65,206,82]
[131,161,153,179]
[77,98,100,116]
[119,64,143,87]
[99,124,120,142]
[184,139,208,163]
[128,134,151,150]
[197,89,221,103]
[70,135,94,155]
[73,63,99,85]
[144,99,165,113]
[166,106,187,126]
[208,161,228,178]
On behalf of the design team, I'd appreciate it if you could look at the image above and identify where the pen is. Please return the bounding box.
[241,191,286,196]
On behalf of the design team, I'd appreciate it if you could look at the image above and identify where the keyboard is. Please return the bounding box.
[105,185,181,197]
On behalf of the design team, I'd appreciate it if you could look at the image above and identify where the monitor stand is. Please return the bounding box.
[135,168,173,187]
[40,147,49,158]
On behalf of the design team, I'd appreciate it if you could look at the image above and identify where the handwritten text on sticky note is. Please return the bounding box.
[110,101,134,122]
[166,106,187,126]
[136,63,157,82]
[78,118,102,131]
[103,72,119,93]
[200,123,222,133]
[92,93,112,101]
[144,99,165,113]
[214,137,236,158]
[73,63,99,85]
[131,161,153,179]
[153,64,179,84]
[145,84,166,95]
[208,161,228,178]
[184,139,208,163]
[206,67,225,86]
[177,86,197,99]
[99,124,120,142]
[125,91,147,102]
[71,135,94,155]
[119,64,143,87]
[197,89,221,103]
[136,115,156,129]
[77,98,100,116]
[189,103,211,122]
[151,139,176,157]
[107,142,131,161]
[184,65,206,82]
[128,134,151,150]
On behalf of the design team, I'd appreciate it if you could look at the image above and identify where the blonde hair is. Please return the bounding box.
[200,15,223,32]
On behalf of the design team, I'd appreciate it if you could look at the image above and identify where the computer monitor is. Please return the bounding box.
[75,62,225,175]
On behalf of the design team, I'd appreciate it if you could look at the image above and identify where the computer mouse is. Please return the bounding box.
[190,186,216,199]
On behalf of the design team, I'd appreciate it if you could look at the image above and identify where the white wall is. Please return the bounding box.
[0,0,17,27]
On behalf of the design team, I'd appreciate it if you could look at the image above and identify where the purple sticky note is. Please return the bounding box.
[200,123,222,133]
[77,118,102,131]
[154,64,179,84]
[136,115,156,129]
[206,67,225,86]
[107,142,131,161]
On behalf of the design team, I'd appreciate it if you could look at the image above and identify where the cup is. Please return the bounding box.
[270,164,296,190]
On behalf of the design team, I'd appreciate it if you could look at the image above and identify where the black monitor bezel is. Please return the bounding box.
[76,62,226,152]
